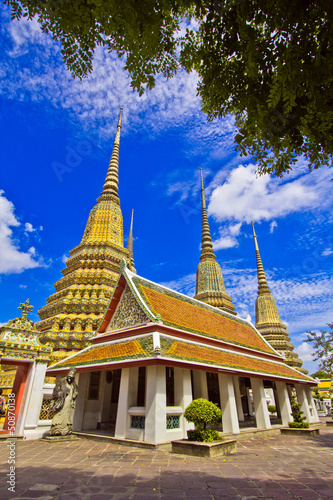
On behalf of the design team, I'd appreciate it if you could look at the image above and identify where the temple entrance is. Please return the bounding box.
[108,369,121,432]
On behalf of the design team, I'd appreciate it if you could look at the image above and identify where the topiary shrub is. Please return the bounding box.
[187,429,221,442]
[267,405,276,414]
[288,393,309,428]
[184,398,222,442]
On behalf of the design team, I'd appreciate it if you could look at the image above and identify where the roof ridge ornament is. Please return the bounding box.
[127,209,136,272]
[18,298,33,318]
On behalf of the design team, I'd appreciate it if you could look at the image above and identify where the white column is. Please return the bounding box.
[275,381,292,426]
[295,384,312,424]
[114,368,130,438]
[192,370,208,400]
[24,362,48,431]
[73,372,89,431]
[219,373,240,434]
[128,367,139,407]
[251,378,271,429]
[114,367,139,438]
[233,376,244,421]
[174,368,193,435]
[305,386,319,422]
[145,365,167,444]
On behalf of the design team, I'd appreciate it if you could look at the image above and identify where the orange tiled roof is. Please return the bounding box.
[53,339,146,368]
[138,283,275,355]
[166,340,310,381]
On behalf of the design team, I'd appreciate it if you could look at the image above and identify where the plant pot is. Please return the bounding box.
[171,439,237,457]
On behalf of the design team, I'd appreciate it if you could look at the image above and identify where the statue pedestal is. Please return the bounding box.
[43,434,79,442]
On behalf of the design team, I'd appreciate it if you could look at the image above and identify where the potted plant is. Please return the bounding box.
[171,398,237,457]
[184,398,222,442]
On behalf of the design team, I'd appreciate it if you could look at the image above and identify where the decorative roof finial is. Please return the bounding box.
[99,107,123,200]
[199,168,216,262]
[127,209,136,271]
[18,299,33,318]
[251,222,270,295]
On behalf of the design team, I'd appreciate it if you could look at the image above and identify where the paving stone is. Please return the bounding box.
[28,484,59,491]
[1,423,332,500]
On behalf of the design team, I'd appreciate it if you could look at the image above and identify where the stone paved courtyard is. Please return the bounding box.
[0,425,332,500]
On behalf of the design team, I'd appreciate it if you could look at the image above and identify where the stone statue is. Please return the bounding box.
[49,367,78,436]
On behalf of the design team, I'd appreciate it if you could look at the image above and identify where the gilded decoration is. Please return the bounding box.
[0,300,52,363]
[196,260,227,295]
[37,108,134,351]
[193,170,235,315]
[252,222,308,374]
[107,286,149,331]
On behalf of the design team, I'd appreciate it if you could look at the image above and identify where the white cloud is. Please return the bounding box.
[160,273,196,297]
[295,342,315,363]
[208,164,332,224]
[24,222,35,233]
[24,222,43,235]
[0,11,239,167]
[270,221,277,233]
[0,191,41,274]
[322,248,333,257]
[213,224,242,251]
[61,254,69,264]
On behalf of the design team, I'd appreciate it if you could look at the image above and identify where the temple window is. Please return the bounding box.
[88,371,101,400]
[137,366,146,406]
[166,367,175,406]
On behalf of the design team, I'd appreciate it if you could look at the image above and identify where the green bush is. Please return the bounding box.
[288,393,309,429]
[187,429,221,442]
[288,421,310,429]
[184,398,222,431]
[267,405,276,413]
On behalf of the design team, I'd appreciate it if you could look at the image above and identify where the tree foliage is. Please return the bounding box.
[306,323,333,377]
[184,398,221,442]
[5,0,333,177]
[184,398,221,429]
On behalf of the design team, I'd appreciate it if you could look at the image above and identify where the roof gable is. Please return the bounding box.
[105,284,150,332]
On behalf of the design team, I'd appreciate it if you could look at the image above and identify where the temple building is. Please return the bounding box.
[45,170,318,445]
[37,108,134,352]
[251,222,308,374]
[1,108,317,442]
[194,170,235,315]
[0,300,53,439]
[46,261,317,444]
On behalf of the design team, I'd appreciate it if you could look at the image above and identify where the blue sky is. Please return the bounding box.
[1,5,332,374]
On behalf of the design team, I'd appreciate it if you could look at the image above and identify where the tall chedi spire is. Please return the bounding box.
[127,209,136,272]
[194,170,235,315]
[252,222,308,374]
[37,108,135,351]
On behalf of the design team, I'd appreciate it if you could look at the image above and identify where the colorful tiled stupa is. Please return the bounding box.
[252,222,308,374]
[37,108,134,351]
[194,169,235,315]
